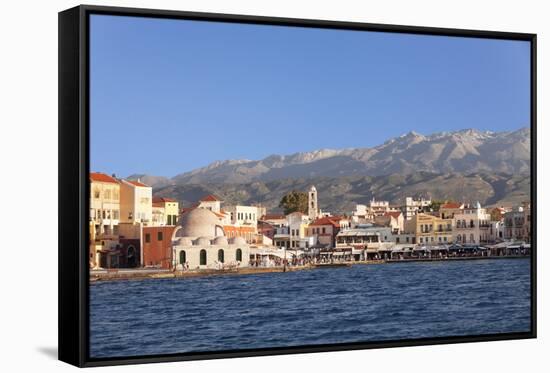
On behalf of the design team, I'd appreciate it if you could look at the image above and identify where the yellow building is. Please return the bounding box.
[405,213,453,245]
[120,179,153,225]
[90,172,120,238]
[152,197,179,226]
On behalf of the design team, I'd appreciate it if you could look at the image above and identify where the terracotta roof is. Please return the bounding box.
[200,194,222,202]
[441,202,463,209]
[309,217,340,228]
[126,180,149,187]
[384,211,402,219]
[152,197,177,203]
[90,172,118,184]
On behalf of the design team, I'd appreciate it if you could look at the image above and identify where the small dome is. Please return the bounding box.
[230,236,247,245]
[178,208,224,237]
[212,236,228,245]
[175,237,193,246]
[194,237,212,246]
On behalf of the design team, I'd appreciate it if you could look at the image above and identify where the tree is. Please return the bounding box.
[427,200,445,212]
[279,191,308,215]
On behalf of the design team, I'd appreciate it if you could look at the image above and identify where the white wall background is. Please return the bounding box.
[0,0,547,371]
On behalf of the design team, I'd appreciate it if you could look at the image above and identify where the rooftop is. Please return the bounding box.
[200,194,222,202]
[90,172,118,184]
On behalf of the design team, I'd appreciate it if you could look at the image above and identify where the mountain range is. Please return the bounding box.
[127,127,531,212]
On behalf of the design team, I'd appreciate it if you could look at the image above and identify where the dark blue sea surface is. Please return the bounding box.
[89,258,531,358]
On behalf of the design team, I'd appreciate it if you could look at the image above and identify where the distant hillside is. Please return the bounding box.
[153,172,530,214]
[167,127,530,184]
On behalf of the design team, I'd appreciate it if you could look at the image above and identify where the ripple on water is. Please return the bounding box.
[90,258,531,358]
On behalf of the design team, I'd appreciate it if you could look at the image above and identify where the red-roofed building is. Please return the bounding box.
[198,194,222,212]
[307,216,350,248]
[142,225,177,269]
[440,202,464,219]
[374,211,404,233]
[89,172,120,239]
[126,179,149,187]
[90,172,119,184]
[152,197,179,226]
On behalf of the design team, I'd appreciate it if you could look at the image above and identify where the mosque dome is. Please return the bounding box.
[175,237,193,246]
[194,237,212,246]
[178,208,224,237]
[229,236,247,245]
[212,236,228,245]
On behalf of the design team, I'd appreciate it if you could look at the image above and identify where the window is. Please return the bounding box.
[157,231,163,241]
[200,249,207,265]
[179,250,186,264]
[218,249,224,263]
[236,248,242,262]
[322,227,326,234]
[93,188,100,199]
[145,233,151,243]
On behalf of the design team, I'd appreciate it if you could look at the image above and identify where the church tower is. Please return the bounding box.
[308,185,319,221]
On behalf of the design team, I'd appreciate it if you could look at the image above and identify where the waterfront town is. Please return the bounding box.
[89,172,532,276]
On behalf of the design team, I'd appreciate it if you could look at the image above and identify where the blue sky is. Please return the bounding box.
[90,14,531,177]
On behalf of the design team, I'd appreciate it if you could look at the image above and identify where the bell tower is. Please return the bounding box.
[308,185,319,221]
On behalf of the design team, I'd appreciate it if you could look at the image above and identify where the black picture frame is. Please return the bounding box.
[58,4,537,368]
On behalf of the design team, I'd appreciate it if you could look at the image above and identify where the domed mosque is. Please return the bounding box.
[171,208,250,269]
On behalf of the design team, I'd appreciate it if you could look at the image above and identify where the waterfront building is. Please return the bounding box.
[405,213,453,245]
[335,224,393,260]
[403,196,432,220]
[452,202,491,244]
[172,208,250,269]
[351,204,371,223]
[287,211,311,248]
[257,220,276,240]
[504,203,531,243]
[488,220,505,243]
[223,204,267,243]
[308,185,319,220]
[120,179,153,225]
[374,211,404,233]
[152,197,179,226]
[306,216,349,248]
[273,224,290,248]
[142,225,177,269]
[90,172,120,239]
[439,202,464,219]
[369,198,390,217]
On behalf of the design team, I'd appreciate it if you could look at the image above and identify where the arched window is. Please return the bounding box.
[236,248,242,262]
[218,249,224,263]
[179,250,186,264]
[200,249,207,265]
[462,234,466,243]
[470,234,475,243]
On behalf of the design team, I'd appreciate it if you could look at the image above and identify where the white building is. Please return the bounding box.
[172,208,250,269]
[369,198,390,217]
[403,197,432,220]
[453,202,491,245]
